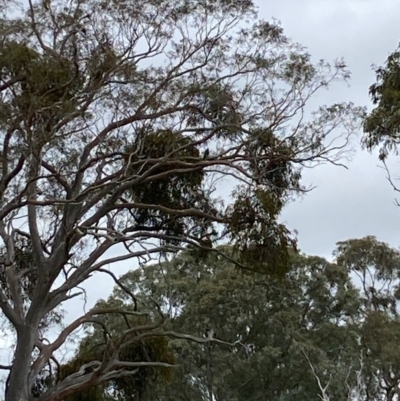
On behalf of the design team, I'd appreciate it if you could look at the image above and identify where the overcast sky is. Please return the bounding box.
[2,0,400,365]
[262,0,400,258]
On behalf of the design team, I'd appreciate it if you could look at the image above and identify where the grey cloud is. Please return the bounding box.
[252,0,400,257]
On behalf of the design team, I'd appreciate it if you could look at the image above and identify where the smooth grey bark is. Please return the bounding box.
[6,327,36,401]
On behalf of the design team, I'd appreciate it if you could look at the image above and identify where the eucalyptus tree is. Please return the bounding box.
[291,237,400,401]
[335,236,400,401]
[363,46,400,196]
[362,46,400,399]
[0,0,362,399]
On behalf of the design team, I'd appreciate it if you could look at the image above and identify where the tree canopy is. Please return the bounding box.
[364,47,400,159]
[0,0,362,400]
[362,44,400,211]
[64,236,400,401]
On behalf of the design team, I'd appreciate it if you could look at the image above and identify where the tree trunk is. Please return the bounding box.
[6,328,35,401]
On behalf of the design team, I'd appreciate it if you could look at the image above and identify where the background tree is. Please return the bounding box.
[363,45,400,194]
[362,46,400,400]
[335,236,400,401]
[283,236,400,401]
[111,246,361,401]
[108,237,400,401]
[364,47,400,154]
[0,0,362,400]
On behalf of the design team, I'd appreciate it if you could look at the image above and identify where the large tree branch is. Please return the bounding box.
[36,323,239,401]
[31,307,149,377]
[47,244,179,312]
[112,361,176,369]
[40,160,72,196]
[0,288,24,329]
[0,224,25,318]
[39,366,143,401]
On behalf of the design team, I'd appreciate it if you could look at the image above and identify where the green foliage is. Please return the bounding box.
[185,81,244,138]
[124,129,215,246]
[104,237,400,401]
[0,39,83,138]
[245,128,301,193]
[336,236,400,275]
[111,246,359,401]
[226,187,296,275]
[363,47,400,159]
[335,236,400,314]
[334,236,400,401]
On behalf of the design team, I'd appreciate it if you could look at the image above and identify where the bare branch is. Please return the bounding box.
[302,349,331,401]
[97,268,138,311]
